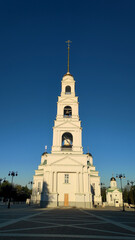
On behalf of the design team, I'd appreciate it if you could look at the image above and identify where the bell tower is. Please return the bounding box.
[31,41,102,208]
[52,41,83,154]
[51,73,83,154]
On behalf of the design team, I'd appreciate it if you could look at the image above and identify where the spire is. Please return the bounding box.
[66,40,72,74]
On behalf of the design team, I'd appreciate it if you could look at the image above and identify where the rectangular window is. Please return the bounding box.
[64,174,69,184]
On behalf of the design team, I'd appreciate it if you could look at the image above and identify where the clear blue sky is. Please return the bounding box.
[0,0,135,188]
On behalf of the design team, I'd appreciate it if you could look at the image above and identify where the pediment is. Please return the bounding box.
[55,120,80,129]
[59,97,77,104]
[113,189,120,192]
[50,156,83,166]
[62,75,75,83]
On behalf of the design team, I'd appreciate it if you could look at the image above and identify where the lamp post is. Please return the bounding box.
[127,180,135,210]
[8,171,18,208]
[116,174,125,211]
[28,181,34,205]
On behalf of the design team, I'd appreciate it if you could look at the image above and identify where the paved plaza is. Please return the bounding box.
[0,206,135,239]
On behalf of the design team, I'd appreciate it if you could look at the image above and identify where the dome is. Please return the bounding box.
[63,72,73,77]
[42,152,47,156]
[110,177,116,181]
[86,153,92,157]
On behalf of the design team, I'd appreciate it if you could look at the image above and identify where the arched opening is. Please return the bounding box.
[62,132,73,149]
[65,85,71,94]
[64,106,72,117]
[87,160,90,166]
[43,160,47,165]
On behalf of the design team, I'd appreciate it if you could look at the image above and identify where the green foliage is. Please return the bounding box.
[101,187,106,202]
[0,181,12,201]
[123,185,135,205]
[123,187,129,203]
[0,181,31,202]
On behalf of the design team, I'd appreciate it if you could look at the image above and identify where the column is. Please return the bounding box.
[82,173,84,193]
[78,173,80,193]
[88,174,90,192]
[56,172,57,192]
[53,172,57,192]
[49,172,53,192]
[84,173,88,193]
[76,172,78,192]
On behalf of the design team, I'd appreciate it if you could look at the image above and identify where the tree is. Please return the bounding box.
[123,185,135,206]
[123,187,129,203]
[129,186,135,205]
[101,187,106,202]
[0,181,31,202]
[0,181,12,201]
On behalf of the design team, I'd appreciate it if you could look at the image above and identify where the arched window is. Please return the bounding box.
[43,160,47,165]
[87,160,90,166]
[62,132,73,149]
[64,106,72,117]
[65,85,71,94]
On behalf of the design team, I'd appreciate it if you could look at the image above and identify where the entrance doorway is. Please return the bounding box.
[64,194,69,206]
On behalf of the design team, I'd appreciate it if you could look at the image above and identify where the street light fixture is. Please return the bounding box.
[116,174,125,211]
[8,171,18,208]
[127,180,135,210]
[8,171,18,184]
[28,181,34,192]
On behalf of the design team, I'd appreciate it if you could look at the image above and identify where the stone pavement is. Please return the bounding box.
[0,206,135,239]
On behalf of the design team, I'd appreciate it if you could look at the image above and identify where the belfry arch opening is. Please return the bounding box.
[62,132,73,149]
[65,85,71,94]
[64,106,72,117]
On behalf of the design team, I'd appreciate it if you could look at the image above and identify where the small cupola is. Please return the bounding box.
[110,176,117,188]
[110,177,116,181]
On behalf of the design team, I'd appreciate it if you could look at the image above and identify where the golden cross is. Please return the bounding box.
[66,40,72,73]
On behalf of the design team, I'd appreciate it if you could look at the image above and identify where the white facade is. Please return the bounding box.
[106,177,123,207]
[31,72,102,208]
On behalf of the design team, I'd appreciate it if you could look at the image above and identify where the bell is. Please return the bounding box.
[66,110,69,115]
[64,139,70,146]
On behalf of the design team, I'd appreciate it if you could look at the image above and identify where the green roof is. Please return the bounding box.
[107,188,122,193]
[107,189,114,192]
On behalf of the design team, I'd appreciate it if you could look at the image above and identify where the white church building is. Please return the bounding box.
[106,177,123,207]
[31,45,102,208]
